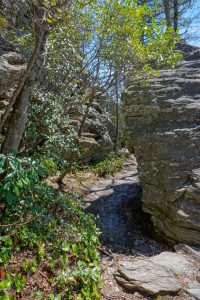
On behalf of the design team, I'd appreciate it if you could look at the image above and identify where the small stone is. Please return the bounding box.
[133,291,143,297]
[112,286,120,292]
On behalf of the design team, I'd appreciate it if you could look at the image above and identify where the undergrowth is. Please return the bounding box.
[72,152,126,178]
[91,152,126,177]
[0,154,101,300]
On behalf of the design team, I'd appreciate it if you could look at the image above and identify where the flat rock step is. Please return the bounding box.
[115,251,200,297]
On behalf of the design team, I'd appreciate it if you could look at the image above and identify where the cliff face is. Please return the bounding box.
[123,45,200,245]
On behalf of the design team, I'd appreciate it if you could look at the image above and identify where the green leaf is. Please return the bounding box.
[13,186,20,196]
[6,190,15,205]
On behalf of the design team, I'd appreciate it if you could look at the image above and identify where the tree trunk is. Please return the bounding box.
[173,0,179,32]
[1,14,48,154]
[163,0,172,28]
[2,77,35,154]
[114,81,120,153]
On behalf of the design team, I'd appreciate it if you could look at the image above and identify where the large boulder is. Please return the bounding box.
[115,255,182,295]
[123,44,200,245]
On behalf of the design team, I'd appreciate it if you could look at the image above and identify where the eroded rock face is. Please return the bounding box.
[123,44,200,245]
[66,100,113,163]
[0,37,26,112]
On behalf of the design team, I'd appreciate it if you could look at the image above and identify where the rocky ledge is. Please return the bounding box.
[123,44,200,245]
[115,244,200,298]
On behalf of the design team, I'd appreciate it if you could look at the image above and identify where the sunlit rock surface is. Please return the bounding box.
[115,250,199,296]
[123,44,200,245]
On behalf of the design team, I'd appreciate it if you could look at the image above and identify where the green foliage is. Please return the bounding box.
[0,154,44,208]
[41,157,58,175]
[0,155,101,299]
[24,93,78,167]
[0,273,14,300]
[92,152,126,177]
[21,258,38,273]
[84,0,181,86]
[0,10,7,32]
[13,273,26,293]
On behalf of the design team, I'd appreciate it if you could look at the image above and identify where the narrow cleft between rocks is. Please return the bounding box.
[84,157,200,300]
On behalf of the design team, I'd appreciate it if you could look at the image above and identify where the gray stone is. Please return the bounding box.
[66,101,113,162]
[123,43,200,245]
[115,250,200,296]
[115,259,181,295]
[187,289,200,300]
[0,49,26,112]
[116,148,130,157]
[150,251,190,274]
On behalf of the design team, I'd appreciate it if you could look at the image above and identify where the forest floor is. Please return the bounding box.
[2,157,198,299]
[75,156,199,300]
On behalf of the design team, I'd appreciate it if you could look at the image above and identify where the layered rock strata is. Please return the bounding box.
[123,45,200,245]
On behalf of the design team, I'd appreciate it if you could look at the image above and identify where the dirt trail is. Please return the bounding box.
[84,157,170,300]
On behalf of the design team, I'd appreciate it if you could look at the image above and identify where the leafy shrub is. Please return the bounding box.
[0,154,44,209]
[41,157,58,175]
[0,154,101,299]
[92,152,126,177]
[24,92,78,168]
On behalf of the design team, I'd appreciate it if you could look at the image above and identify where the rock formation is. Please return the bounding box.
[0,37,26,113]
[115,248,200,297]
[67,99,113,163]
[123,44,200,245]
